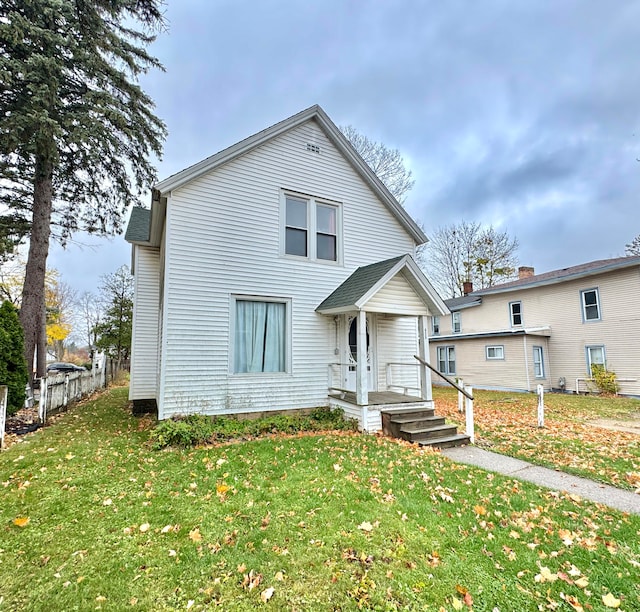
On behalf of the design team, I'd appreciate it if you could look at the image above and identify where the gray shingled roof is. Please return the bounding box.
[445,295,482,310]
[316,256,405,312]
[124,207,151,243]
[473,256,640,295]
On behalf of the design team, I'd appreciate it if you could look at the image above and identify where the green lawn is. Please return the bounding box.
[1,387,639,610]
[434,387,640,493]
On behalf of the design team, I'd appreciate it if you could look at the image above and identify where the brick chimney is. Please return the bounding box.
[463,281,473,295]
[518,266,535,280]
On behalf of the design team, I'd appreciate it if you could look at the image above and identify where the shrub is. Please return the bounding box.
[0,301,28,415]
[590,364,619,395]
[150,407,357,449]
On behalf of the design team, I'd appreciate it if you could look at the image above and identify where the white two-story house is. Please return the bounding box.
[125,105,450,432]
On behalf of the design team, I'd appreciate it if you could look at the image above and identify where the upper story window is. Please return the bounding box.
[452,311,461,334]
[431,315,440,336]
[509,301,522,326]
[437,346,456,375]
[581,288,601,321]
[283,193,340,262]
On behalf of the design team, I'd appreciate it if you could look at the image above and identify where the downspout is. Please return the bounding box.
[523,335,531,392]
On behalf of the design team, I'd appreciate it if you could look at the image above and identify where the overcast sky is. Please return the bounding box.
[50,0,640,295]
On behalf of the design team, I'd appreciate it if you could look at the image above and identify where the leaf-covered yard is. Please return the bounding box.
[434,387,640,493]
[1,387,639,610]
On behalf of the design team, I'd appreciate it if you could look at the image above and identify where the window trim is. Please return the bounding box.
[585,344,606,376]
[509,301,523,326]
[230,294,292,376]
[532,345,545,378]
[452,311,461,334]
[580,288,601,322]
[431,315,440,336]
[281,191,342,264]
[437,345,456,375]
[485,345,505,360]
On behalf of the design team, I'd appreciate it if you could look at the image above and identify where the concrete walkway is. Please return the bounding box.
[441,446,640,516]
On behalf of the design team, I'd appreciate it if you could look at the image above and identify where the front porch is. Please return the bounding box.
[328,389,470,448]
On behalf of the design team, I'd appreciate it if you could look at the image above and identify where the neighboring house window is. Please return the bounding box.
[452,312,461,334]
[283,193,340,262]
[486,345,504,360]
[431,316,440,336]
[437,346,456,375]
[581,288,601,321]
[533,346,545,378]
[585,345,605,375]
[510,301,522,326]
[233,298,289,374]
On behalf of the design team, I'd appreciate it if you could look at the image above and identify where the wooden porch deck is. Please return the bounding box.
[329,390,424,406]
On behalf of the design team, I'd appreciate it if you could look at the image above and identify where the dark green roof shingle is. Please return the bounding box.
[124,206,151,243]
[316,255,405,312]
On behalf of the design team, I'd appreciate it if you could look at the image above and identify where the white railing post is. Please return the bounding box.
[63,374,69,408]
[0,385,7,449]
[457,378,464,413]
[464,385,474,444]
[39,377,47,423]
[537,384,545,428]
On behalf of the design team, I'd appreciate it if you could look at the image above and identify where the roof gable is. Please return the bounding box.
[152,105,426,245]
[316,254,449,316]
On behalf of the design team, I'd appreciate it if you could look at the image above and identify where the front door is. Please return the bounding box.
[344,314,376,391]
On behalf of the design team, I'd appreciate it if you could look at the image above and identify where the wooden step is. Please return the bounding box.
[391,414,444,427]
[401,423,458,442]
[417,434,471,449]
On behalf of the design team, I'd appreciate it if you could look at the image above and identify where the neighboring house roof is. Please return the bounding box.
[124,206,151,244]
[445,295,482,311]
[125,105,427,246]
[316,254,449,316]
[472,256,640,296]
[431,326,552,342]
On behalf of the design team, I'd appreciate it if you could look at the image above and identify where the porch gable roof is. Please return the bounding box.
[316,254,449,316]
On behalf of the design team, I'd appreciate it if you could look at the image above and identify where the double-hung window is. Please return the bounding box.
[510,301,522,326]
[486,345,504,360]
[452,312,461,334]
[533,346,545,378]
[233,297,290,374]
[284,194,340,262]
[437,346,456,375]
[581,288,601,321]
[431,315,440,336]
[585,345,605,375]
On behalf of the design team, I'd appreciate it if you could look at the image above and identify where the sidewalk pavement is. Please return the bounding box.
[441,446,640,516]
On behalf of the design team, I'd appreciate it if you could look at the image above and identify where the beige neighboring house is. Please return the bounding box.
[429,257,640,396]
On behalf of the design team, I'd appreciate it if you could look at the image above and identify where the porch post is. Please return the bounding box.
[418,315,432,401]
[356,310,368,406]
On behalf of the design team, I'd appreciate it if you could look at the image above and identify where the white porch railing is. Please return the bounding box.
[385,362,421,395]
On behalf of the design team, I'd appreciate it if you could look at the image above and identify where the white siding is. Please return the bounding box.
[376,316,420,393]
[129,246,160,401]
[366,273,429,315]
[159,120,418,417]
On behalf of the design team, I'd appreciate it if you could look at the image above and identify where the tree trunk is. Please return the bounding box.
[20,153,54,382]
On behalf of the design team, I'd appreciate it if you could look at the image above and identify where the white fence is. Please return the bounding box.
[39,366,107,422]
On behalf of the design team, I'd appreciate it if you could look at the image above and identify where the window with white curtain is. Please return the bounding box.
[233,298,288,373]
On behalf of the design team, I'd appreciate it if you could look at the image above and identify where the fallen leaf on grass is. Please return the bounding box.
[602,593,621,608]
[451,597,464,610]
[275,571,284,581]
[357,521,374,532]
[534,566,558,583]
[13,516,30,527]
[260,586,275,603]
[139,523,150,533]
[189,528,202,542]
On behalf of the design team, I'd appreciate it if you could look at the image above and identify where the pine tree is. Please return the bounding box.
[0,301,28,415]
[0,0,166,380]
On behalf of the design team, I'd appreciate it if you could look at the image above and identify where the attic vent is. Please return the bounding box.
[306,143,321,154]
